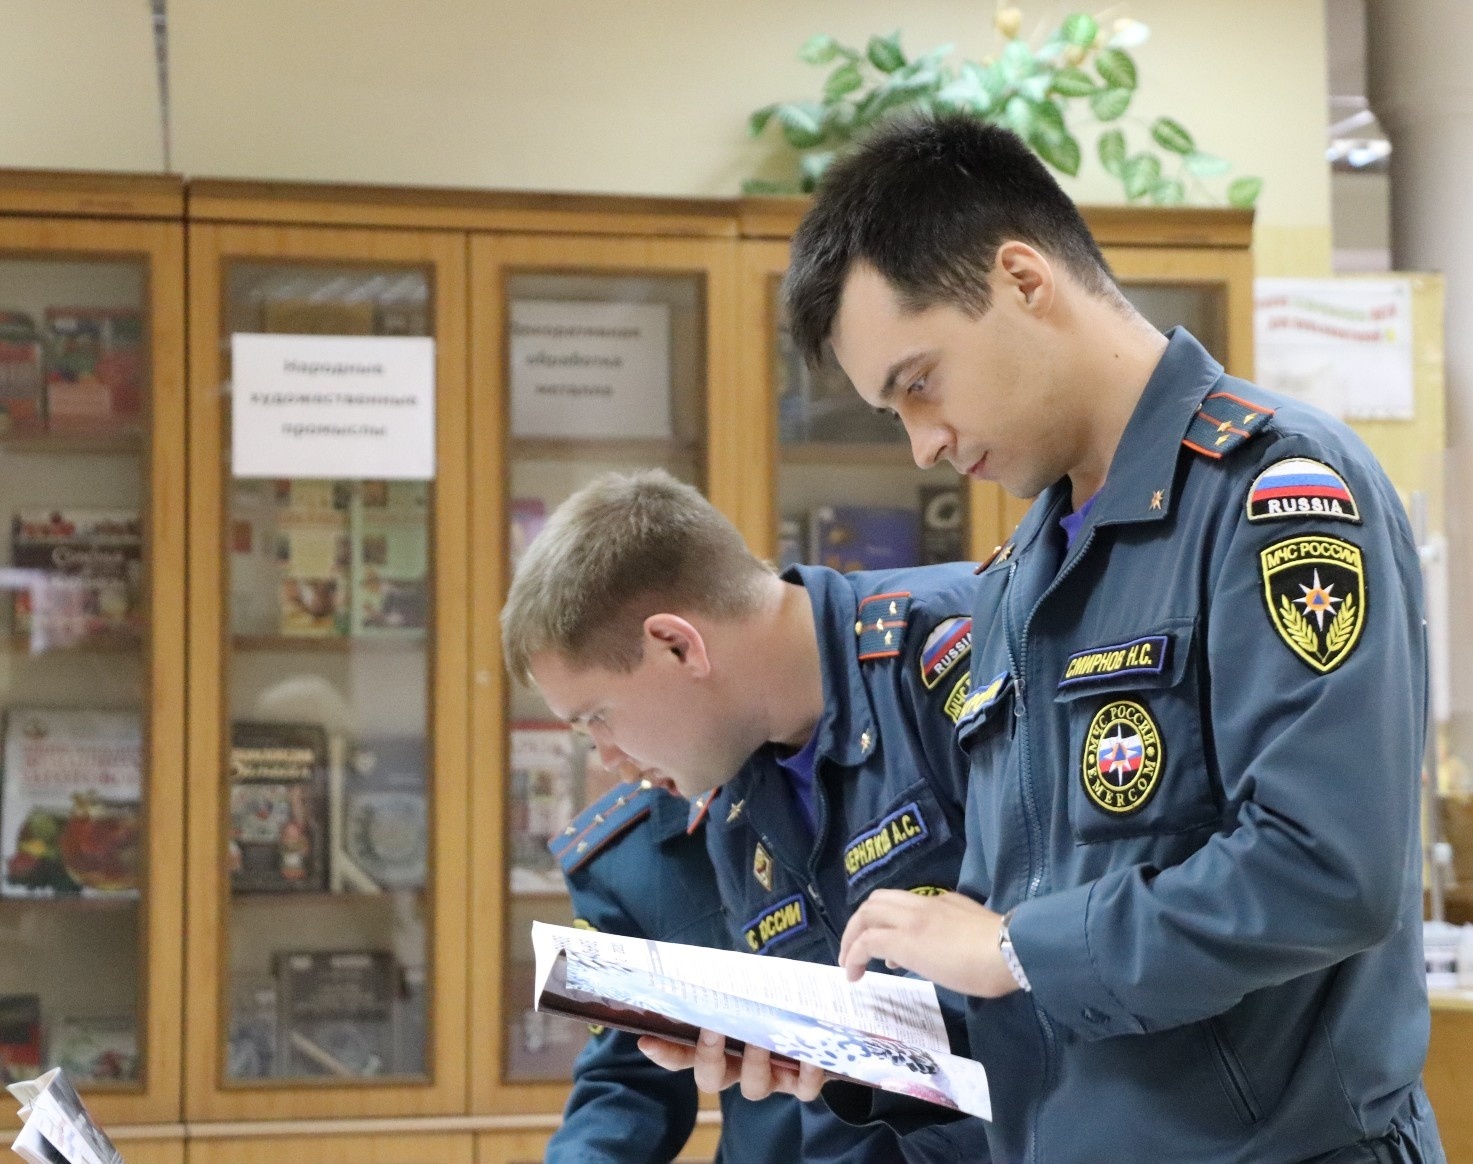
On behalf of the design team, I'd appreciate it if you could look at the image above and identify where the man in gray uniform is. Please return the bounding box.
[785,113,1444,1162]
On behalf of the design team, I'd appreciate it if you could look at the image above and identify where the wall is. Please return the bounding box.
[0,1,1328,272]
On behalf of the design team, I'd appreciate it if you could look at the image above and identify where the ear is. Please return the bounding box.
[642,613,712,678]
[994,240,1056,317]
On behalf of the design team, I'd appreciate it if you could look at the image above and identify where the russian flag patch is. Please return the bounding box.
[1246,457,1360,524]
[920,616,972,689]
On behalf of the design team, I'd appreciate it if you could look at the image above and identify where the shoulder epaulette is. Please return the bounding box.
[856,591,912,661]
[685,787,715,834]
[1182,391,1276,460]
[550,780,655,875]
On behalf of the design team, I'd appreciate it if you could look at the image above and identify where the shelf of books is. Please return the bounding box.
[0,206,187,1129]
[184,223,470,1121]
[468,232,740,1116]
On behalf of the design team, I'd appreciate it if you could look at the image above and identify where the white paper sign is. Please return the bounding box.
[231,334,436,479]
[1254,278,1415,421]
[510,300,671,439]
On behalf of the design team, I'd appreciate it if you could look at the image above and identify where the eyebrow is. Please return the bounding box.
[877,352,931,405]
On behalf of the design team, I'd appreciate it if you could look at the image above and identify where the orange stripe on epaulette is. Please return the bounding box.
[1182,438,1223,459]
[1205,391,1275,423]
[685,790,715,835]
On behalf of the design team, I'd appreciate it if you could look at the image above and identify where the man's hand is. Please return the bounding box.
[839,888,1021,997]
[638,1030,825,1101]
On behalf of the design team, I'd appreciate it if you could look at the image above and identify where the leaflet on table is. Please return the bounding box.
[7,1067,121,1164]
[531,921,991,1121]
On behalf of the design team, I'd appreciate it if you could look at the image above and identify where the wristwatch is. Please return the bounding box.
[998,909,1032,993]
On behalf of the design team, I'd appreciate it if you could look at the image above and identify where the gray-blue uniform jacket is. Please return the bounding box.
[954,329,1443,1162]
[545,780,800,1164]
[697,562,992,1163]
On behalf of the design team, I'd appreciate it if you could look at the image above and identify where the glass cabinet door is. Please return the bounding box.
[185,224,469,1120]
[739,241,977,570]
[0,216,186,1126]
[469,233,735,1113]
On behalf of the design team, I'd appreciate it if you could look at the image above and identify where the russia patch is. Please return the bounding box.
[1247,457,1360,524]
[743,894,809,954]
[920,617,972,689]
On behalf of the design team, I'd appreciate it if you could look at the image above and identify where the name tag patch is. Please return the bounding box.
[1059,635,1170,690]
[955,671,1010,733]
[1247,457,1360,524]
[920,617,972,689]
[743,894,809,954]
[843,802,930,886]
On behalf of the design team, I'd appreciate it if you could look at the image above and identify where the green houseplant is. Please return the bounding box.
[745,9,1262,208]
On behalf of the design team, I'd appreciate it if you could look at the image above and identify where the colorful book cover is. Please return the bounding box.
[229,721,329,894]
[273,480,350,638]
[275,949,396,1077]
[808,505,921,573]
[0,708,142,899]
[43,307,144,433]
[338,735,427,892]
[48,1013,139,1083]
[0,995,41,1084]
[0,311,45,435]
[350,481,429,637]
[11,509,143,647]
[508,724,580,896]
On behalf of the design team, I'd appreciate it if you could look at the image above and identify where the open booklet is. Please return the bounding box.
[6,1068,123,1164]
[532,920,991,1121]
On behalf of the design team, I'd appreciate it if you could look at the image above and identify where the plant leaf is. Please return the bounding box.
[1034,131,1082,176]
[867,32,906,73]
[1123,153,1162,200]
[1019,73,1052,103]
[824,62,864,101]
[741,177,801,196]
[1185,151,1232,177]
[1150,117,1195,155]
[1228,176,1264,208]
[1002,95,1035,139]
[748,104,778,138]
[1090,86,1132,121]
[1001,38,1034,83]
[800,151,837,189]
[777,102,827,150]
[799,34,841,65]
[1151,178,1186,205]
[1062,13,1099,47]
[1098,129,1127,177]
[1030,99,1068,140]
[1050,67,1097,97]
[1095,47,1137,90]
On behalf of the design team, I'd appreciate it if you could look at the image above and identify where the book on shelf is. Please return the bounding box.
[272,479,351,638]
[918,484,966,566]
[228,480,281,636]
[349,481,429,637]
[7,1065,123,1164]
[226,975,280,1082]
[42,308,143,435]
[809,505,921,573]
[534,921,992,1121]
[332,735,427,893]
[45,1016,136,1086]
[274,949,396,1078]
[228,721,329,894]
[0,709,142,899]
[508,724,582,896]
[0,313,45,436]
[10,510,143,649]
[0,999,40,1087]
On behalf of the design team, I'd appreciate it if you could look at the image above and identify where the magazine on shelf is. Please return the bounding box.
[42,308,143,434]
[0,709,142,899]
[228,721,330,893]
[6,1066,122,1164]
[531,921,992,1121]
[349,481,429,637]
[10,510,143,648]
[275,949,396,1078]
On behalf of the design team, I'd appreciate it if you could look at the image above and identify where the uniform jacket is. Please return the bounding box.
[955,328,1440,1163]
[545,780,799,1164]
[700,562,992,1162]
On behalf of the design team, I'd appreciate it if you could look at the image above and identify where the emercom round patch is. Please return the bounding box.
[1081,699,1164,815]
[1259,534,1366,674]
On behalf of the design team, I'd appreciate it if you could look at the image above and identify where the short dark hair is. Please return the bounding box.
[784,112,1117,366]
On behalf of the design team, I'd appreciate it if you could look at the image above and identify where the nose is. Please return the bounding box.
[907,420,950,470]
[590,732,638,778]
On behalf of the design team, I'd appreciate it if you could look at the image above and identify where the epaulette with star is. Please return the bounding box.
[856,591,912,661]
[1182,391,1276,459]
[550,780,656,875]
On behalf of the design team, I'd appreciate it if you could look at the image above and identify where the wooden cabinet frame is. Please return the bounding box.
[183,221,470,1120]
